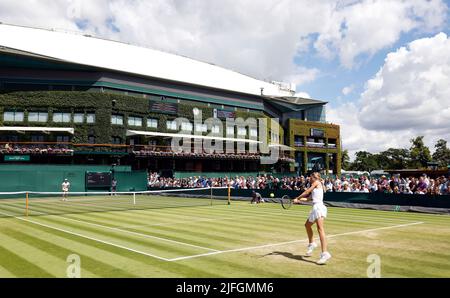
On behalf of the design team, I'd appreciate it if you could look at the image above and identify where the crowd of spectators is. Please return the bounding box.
[1,143,74,155]
[148,172,450,195]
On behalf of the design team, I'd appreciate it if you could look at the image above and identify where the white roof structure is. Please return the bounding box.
[0,23,296,97]
[0,127,74,134]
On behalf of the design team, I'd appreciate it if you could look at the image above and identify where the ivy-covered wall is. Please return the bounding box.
[0,91,268,148]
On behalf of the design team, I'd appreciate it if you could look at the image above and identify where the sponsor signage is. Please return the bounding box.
[4,155,30,162]
[216,109,236,119]
[150,101,178,114]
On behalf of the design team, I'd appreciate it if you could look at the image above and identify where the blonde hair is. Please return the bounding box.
[311,172,325,192]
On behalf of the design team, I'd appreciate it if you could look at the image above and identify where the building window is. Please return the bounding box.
[31,135,44,142]
[181,122,193,132]
[111,114,124,125]
[4,111,24,122]
[249,128,258,138]
[28,112,48,123]
[237,127,247,136]
[294,136,304,147]
[53,112,71,123]
[73,113,84,123]
[271,132,279,143]
[195,123,207,133]
[112,137,121,144]
[86,113,96,124]
[128,116,143,127]
[147,118,158,128]
[212,125,220,134]
[226,126,235,135]
[56,136,70,143]
[167,120,177,130]
[88,136,96,144]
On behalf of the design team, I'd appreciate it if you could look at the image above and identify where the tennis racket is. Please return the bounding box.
[280,195,293,209]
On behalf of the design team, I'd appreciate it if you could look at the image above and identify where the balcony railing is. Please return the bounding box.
[0,142,295,163]
[306,141,326,148]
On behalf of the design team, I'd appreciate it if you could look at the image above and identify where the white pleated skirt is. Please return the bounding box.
[308,203,327,223]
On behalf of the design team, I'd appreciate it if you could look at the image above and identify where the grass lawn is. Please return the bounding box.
[0,195,449,278]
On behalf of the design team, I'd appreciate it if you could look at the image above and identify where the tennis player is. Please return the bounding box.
[61,178,70,201]
[293,172,331,264]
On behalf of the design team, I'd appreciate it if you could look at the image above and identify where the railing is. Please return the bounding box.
[0,142,295,162]
[306,141,326,148]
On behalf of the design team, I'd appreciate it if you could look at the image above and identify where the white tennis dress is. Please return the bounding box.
[308,184,327,223]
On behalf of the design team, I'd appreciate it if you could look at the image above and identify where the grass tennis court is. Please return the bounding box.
[0,194,449,278]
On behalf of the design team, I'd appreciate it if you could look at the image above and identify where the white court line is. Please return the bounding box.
[167,221,425,262]
[0,210,171,261]
[48,215,219,252]
[115,209,411,230]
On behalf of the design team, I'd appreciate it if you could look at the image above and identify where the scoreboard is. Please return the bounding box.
[85,172,111,188]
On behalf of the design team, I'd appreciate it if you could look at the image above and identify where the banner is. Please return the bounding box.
[4,155,30,162]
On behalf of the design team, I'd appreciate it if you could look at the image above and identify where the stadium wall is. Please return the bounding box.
[148,187,450,213]
[0,164,134,192]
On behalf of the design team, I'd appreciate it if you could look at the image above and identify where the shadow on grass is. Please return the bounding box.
[263,251,319,265]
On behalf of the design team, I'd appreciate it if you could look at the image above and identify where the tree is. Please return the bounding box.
[341,149,351,170]
[432,139,450,168]
[409,136,432,168]
[350,151,378,172]
[379,148,411,170]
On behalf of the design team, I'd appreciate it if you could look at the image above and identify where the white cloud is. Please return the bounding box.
[342,85,354,95]
[294,92,312,99]
[329,33,450,157]
[283,66,320,86]
[314,0,448,68]
[0,0,447,90]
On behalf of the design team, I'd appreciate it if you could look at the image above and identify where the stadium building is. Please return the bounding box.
[0,23,341,178]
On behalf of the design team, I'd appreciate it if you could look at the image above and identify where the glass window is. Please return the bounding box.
[53,112,71,123]
[73,113,84,123]
[56,136,70,143]
[31,135,44,142]
[86,114,95,124]
[128,116,143,127]
[112,137,121,144]
[226,126,235,135]
[195,123,207,132]
[111,114,124,125]
[167,120,177,130]
[212,125,220,134]
[181,122,193,132]
[4,111,24,122]
[249,128,258,137]
[237,127,247,136]
[147,118,158,128]
[28,112,48,123]
[271,132,279,143]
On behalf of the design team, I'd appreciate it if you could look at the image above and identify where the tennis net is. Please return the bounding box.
[0,187,231,218]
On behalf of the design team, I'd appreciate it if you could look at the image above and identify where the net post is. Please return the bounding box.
[227,183,231,205]
[210,186,213,206]
[25,192,29,217]
[133,192,136,205]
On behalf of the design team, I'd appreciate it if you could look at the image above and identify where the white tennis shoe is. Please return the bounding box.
[317,252,332,264]
[305,242,318,257]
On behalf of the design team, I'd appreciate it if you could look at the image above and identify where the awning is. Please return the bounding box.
[0,127,74,134]
[269,143,296,151]
[126,130,261,144]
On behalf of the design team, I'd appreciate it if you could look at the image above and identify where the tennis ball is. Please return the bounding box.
[270,193,275,198]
